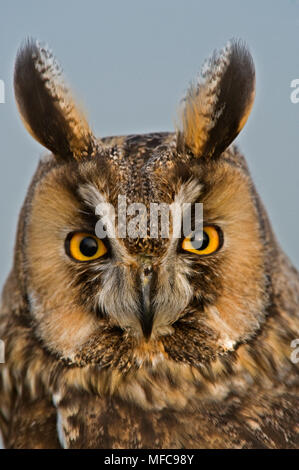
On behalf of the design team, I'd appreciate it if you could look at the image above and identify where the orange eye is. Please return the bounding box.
[181,226,222,255]
[66,232,107,262]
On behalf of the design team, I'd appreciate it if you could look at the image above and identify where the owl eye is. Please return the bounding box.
[181,225,222,255]
[66,232,107,261]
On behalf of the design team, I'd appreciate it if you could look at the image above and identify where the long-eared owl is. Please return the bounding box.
[0,39,298,449]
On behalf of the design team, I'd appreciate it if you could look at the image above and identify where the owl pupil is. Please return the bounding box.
[79,237,98,257]
[191,230,209,250]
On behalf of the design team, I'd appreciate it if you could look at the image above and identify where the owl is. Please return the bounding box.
[0,38,298,449]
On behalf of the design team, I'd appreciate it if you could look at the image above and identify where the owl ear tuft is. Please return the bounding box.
[14,38,96,160]
[177,40,255,159]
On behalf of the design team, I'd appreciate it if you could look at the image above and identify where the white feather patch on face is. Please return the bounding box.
[168,178,202,249]
[79,183,108,210]
[79,183,131,260]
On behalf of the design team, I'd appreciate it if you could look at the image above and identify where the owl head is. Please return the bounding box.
[12,39,269,373]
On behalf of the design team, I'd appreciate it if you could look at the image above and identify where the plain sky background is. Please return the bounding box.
[0,0,299,291]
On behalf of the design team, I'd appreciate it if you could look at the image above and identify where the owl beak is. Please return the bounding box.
[139,264,154,340]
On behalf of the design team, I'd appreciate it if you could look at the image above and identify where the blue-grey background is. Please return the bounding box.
[0,0,299,291]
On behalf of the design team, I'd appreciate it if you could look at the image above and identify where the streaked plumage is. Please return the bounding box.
[0,39,298,449]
